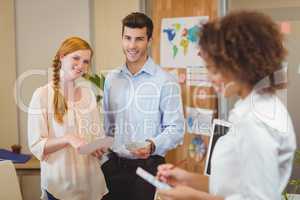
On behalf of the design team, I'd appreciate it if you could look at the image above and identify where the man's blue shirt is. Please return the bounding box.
[103,57,185,158]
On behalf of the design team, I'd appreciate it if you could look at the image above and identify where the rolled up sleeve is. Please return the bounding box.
[151,80,185,155]
[27,88,49,161]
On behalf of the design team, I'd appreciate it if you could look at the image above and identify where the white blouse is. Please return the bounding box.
[209,90,296,200]
[28,83,107,200]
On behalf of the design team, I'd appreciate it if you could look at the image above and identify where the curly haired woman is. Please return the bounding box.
[157,10,296,200]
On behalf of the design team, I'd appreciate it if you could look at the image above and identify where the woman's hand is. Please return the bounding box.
[158,186,224,200]
[91,147,107,158]
[157,164,191,186]
[157,185,202,200]
[64,134,87,149]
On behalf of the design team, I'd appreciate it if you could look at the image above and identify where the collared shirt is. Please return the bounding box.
[103,57,185,158]
[28,83,107,200]
[209,90,296,200]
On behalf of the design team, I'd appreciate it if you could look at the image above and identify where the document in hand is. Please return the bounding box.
[125,141,149,151]
[78,137,114,155]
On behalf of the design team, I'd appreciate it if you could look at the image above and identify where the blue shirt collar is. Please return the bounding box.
[120,57,156,77]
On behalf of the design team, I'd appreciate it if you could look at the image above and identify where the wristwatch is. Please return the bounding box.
[145,139,156,154]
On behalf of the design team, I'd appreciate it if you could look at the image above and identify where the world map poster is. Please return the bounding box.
[160,16,208,68]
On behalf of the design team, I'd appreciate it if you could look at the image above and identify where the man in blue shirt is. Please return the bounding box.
[101,12,185,200]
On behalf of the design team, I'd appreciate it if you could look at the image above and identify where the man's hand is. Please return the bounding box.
[130,142,151,159]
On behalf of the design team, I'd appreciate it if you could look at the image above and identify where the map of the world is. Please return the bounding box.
[160,16,208,68]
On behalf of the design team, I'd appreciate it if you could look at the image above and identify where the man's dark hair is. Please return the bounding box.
[122,12,153,40]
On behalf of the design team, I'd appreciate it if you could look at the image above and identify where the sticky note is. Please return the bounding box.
[179,73,186,83]
[280,21,291,34]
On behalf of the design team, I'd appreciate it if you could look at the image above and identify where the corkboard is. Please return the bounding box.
[151,0,218,174]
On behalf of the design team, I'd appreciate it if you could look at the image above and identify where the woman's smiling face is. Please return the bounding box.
[60,49,91,81]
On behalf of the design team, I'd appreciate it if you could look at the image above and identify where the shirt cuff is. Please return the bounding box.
[145,139,156,154]
[30,138,48,161]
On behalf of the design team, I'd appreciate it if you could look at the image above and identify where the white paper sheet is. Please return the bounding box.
[186,66,212,87]
[78,136,114,155]
[186,106,214,135]
[125,141,149,152]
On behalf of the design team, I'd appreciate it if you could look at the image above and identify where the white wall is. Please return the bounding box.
[229,0,300,9]
[1,0,143,152]
[1,1,142,199]
[93,0,140,72]
[0,0,18,149]
[15,0,91,153]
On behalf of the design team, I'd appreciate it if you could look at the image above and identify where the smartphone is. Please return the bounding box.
[136,167,172,190]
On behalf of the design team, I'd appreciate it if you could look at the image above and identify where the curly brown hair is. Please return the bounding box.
[199,10,287,93]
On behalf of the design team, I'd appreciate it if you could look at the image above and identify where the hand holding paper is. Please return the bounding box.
[91,148,107,158]
[65,134,88,149]
[78,136,114,155]
[126,141,151,159]
[125,141,149,152]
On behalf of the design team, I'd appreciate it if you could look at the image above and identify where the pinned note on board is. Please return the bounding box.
[280,21,291,34]
[179,73,186,83]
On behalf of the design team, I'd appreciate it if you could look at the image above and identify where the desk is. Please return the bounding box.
[14,156,40,176]
[14,157,41,200]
